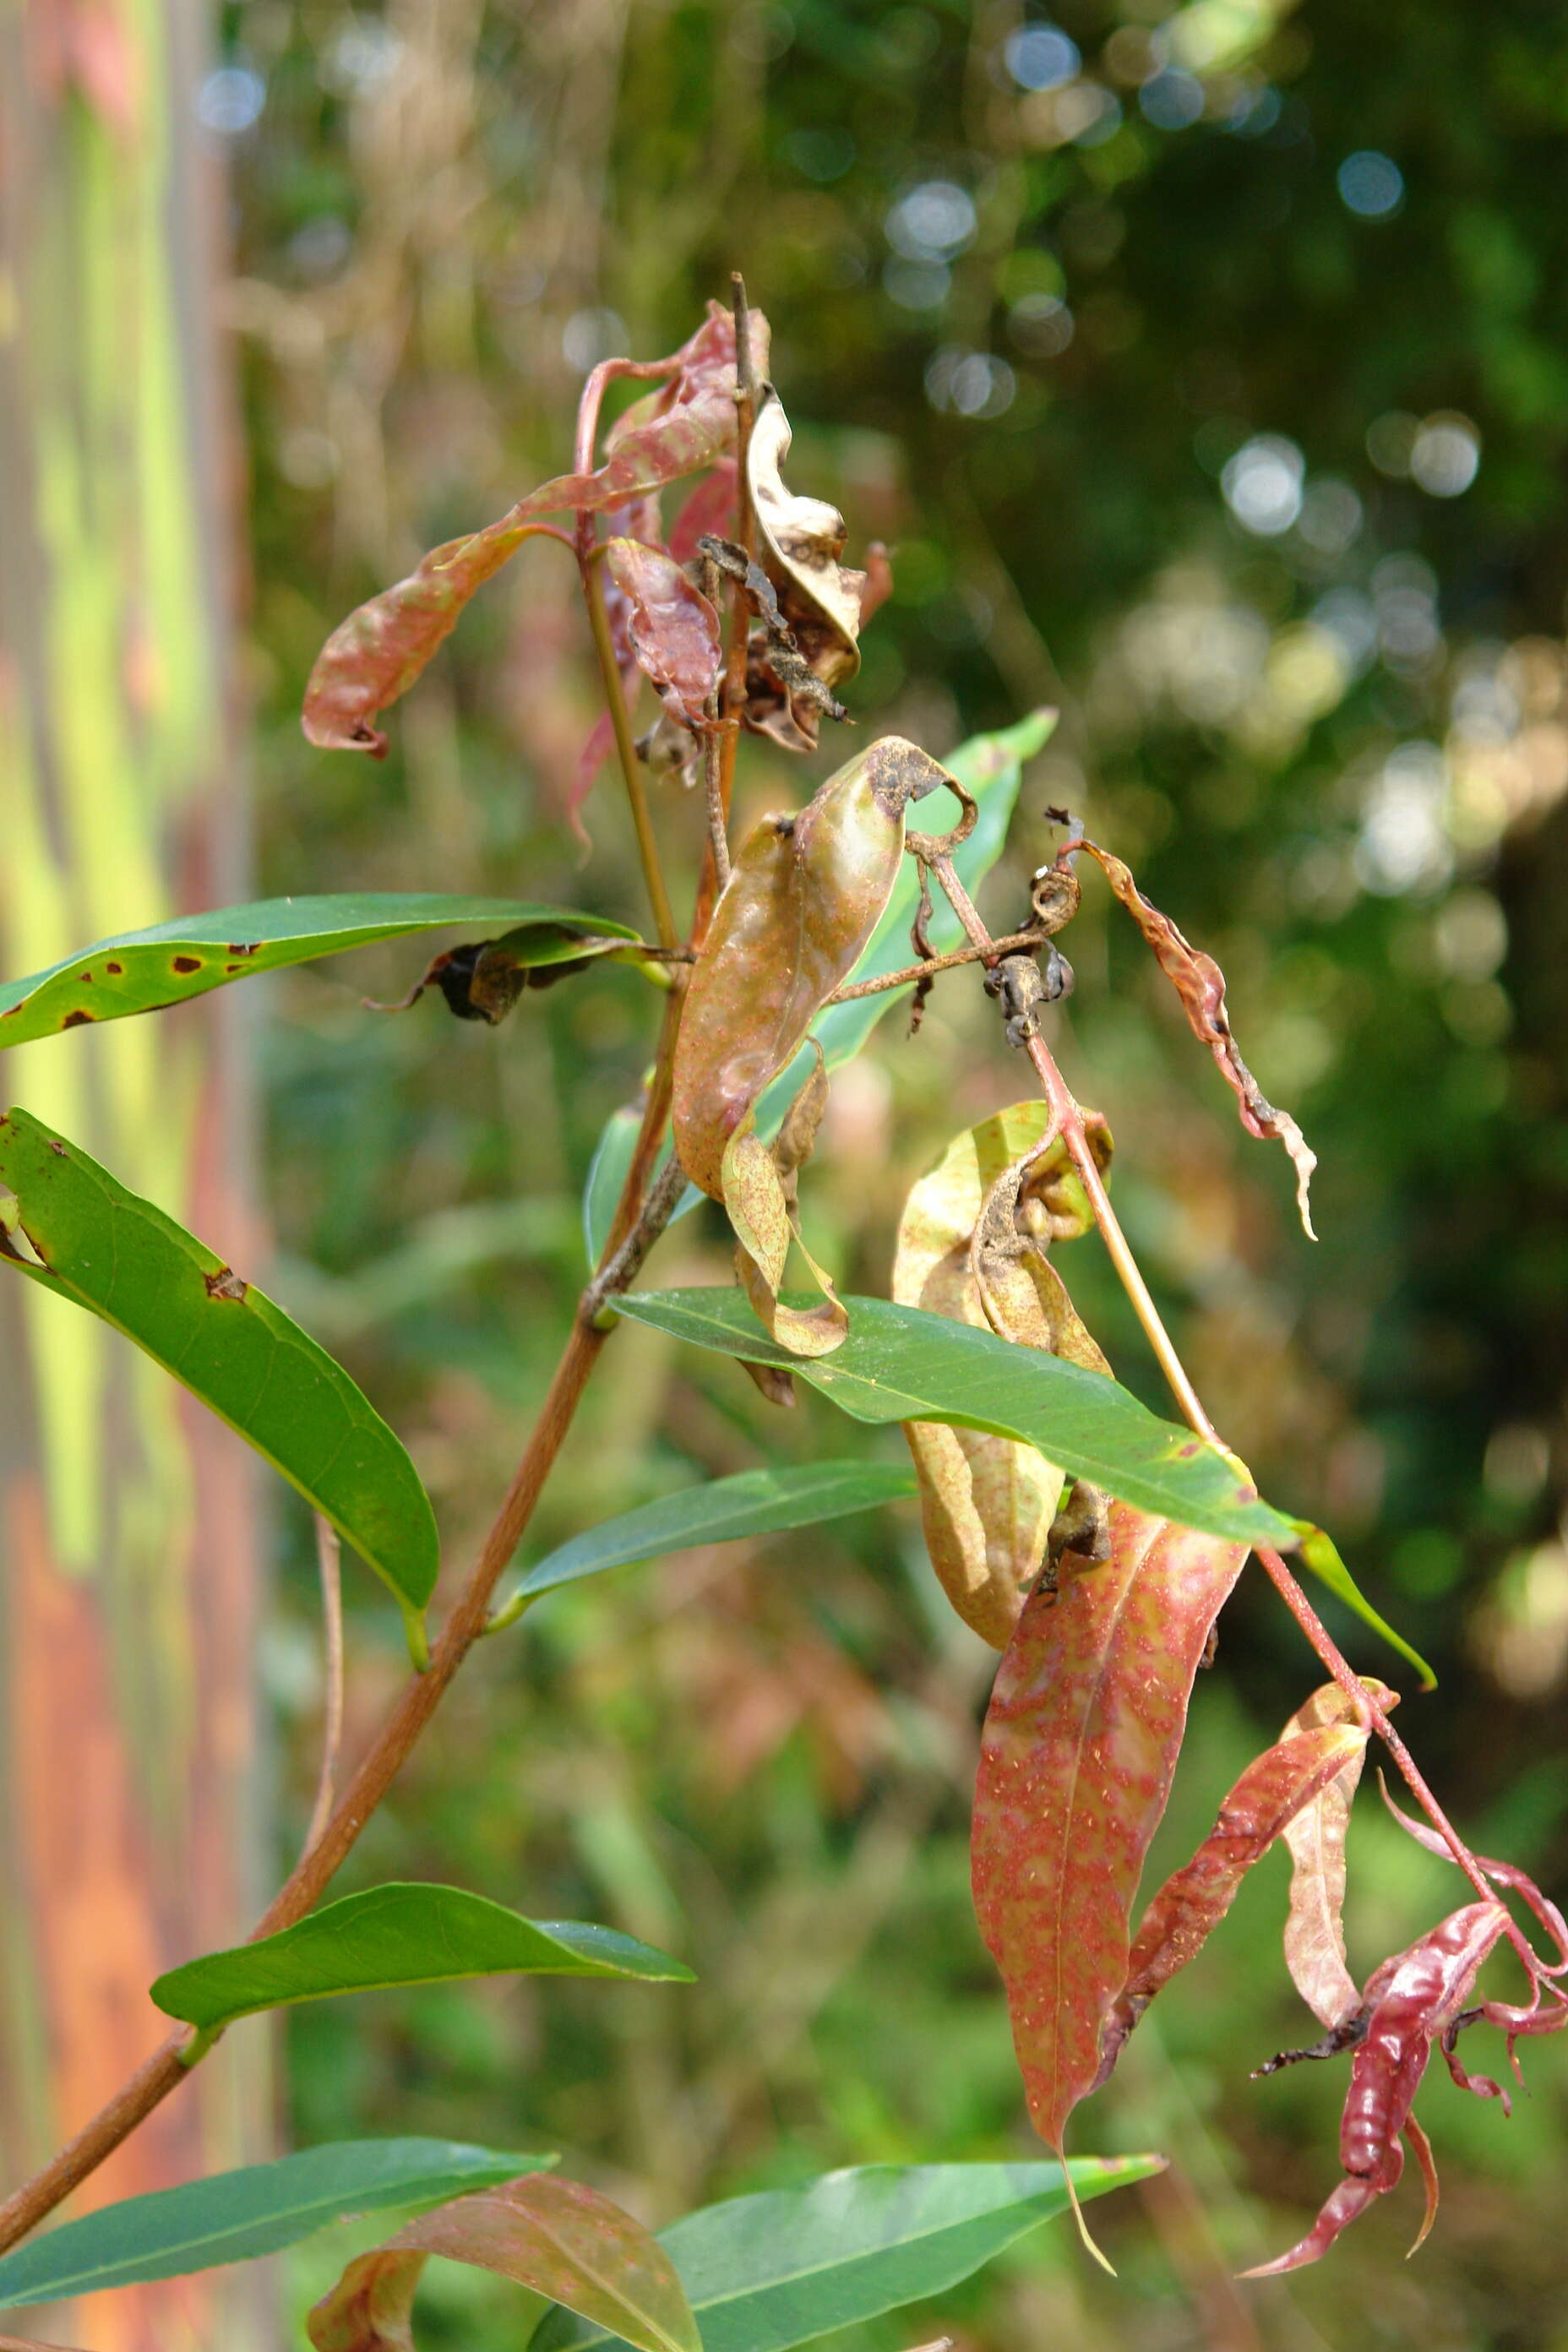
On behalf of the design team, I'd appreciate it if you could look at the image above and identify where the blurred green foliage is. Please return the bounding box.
[217,0,1567,2339]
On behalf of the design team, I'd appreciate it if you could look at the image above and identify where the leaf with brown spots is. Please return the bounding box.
[302,301,768,755]
[1067,836,1318,1238]
[308,2175,700,2352]
[971,1504,1247,2170]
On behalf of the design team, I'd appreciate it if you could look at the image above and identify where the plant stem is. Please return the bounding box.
[581,557,678,950]
[302,1516,345,1858]
[715,273,758,823]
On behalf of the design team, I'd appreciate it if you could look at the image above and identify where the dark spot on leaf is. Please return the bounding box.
[79,970,94,983]
[3,1005,18,1018]
[106,961,124,975]
[46,1139,67,1156]
[172,956,202,974]
[62,1010,95,1028]
[226,942,260,957]
[204,1264,248,1302]
[225,963,244,973]
[1178,1441,1200,1458]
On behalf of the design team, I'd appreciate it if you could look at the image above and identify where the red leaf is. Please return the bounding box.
[971,1505,1246,2158]
[667,460,738,564]
[603,540,722,727]
[308,2175,700,2352]
[1069,837,1318,1237]
[302,302,768,755]
[1097,1712,1370,2081]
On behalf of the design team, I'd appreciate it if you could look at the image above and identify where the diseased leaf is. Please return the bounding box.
[891,1102,1112,1648]
[150,1886,693,2031]
[971,1504,1248,2155]
[0,1111,438,1649]
[531,2158,1163,2352]
[603,539,721,727]
[302,301,769,755]
[743,388,866,750]
[1282,1680,1396,2030]
[509,1462,917,1603]
[378,925,651,1027]
[1096,1707,1374,2082]
[308,2176,700,2352]
[618,1289,1298,1550]
[0,2142,554,2307]
[0,896,638,1050]
[1068,836,1318,1238]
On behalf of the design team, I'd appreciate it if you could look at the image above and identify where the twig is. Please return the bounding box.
[581,558,678,950]
[581,1149,690,1327]
[716,272,758,821]
[914,848,1539,1974]
[302,1516,344,1858]
[699,547,731,890]
[823,927,1048,1005]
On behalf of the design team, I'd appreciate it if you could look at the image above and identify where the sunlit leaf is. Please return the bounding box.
[742,386,866,749]
[150,1886,693,2031]
[0,1110,438,1647]
[972,1504,1248,2158]
[303,302,769,755]
[0,896,639,1051]
[1282,1680,1395,2029]
[308,2176,700,2352]
[531,2157,1163,2352]
[509,1461,917,1602]
[0,2142,554,2307]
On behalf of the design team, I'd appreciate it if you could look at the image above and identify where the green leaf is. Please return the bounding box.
[507,1462,917,1604]
[619,1288,1294,1547]
[580,712,1050,1266]
[531,2156,1162,2352]
[150,1886,694,2030]
[614,1289,1435,1678]
[0,895,640,1049]
[0,2141,556,2308]
[0,1110,438,1647]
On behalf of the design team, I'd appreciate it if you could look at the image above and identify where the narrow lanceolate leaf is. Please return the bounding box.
[531,2158,1163,2352]
[308,2176,700,2352]
[0,896,637,1049]
[0,1111,438,1643]
[892,1101,1111,1649]
[1096,1708,1374,2082]
[616,1289,1434,1676]
[1282,1680,1396,2029]
[303,301,769,754]
[971,1504,1248,2154]
[0,2142,554,2307]
[150,1886,693,2031]
[510,1462,917,1603]
[619,1289,1292,1550]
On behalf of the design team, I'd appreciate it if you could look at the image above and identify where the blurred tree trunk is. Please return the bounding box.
[0,7,269,2350]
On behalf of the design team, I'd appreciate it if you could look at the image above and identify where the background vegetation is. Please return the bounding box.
[207,0,1568,2341]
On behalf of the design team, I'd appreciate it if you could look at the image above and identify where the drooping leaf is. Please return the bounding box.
[603,538,722,726]
[672,738,953,1355]
[580,712,1051,1268]
[1096,1703,1375,2082]
[308,2176,700,2352]
[302,301,769,755]
[742,387,866,749]
[0,2142,555,2308]
[508,1462,917,1603]
[531,2158,1163,2352]
[1068,836,1318,1237]
[0,1111,438,1650]
[971,1503,1248,2156]
[1282,1680,1396,2029]
[891,1101,1112,1648]
[379,926,653,1027]
[0,896,640,1050]
[618,1289,1293,1549]
[150,1886,693,2031]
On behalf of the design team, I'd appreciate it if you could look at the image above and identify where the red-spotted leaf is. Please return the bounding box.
[1096,1707,1373,2082]
[971,1504,1247,2160]
[302,302,768,755]
[1068,836,1318,1238]
[308,2175,699,2352]
[603,540,721,727]
[1282,1680,1396,2030]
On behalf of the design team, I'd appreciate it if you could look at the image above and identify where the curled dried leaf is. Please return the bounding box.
[892,1103,1071,1647]
[743,387,866,749]
[303,301,768,756]
[1069,836,1318,1239]
[972,1504,1247,2158]
[727,1055,848,1358]
[1096,1712,1373,2085]
[603,539,722,728]
[1282,1679,1397,2030]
